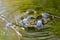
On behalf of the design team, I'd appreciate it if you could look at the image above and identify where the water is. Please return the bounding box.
[21,26,60,40]
[0,0,60,40]
[0,11,60,40]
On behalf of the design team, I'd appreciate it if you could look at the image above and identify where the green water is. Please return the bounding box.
[0,0,60,40]
[0,18,60,40]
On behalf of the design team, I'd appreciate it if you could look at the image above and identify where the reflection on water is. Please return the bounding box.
[0,16,60,40]
[0,12,60,40]
[21,28,60,40]
[0,0,60,40]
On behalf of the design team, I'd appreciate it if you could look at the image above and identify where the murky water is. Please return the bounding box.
[0,0,60,40]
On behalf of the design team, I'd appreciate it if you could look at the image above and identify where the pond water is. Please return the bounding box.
[0,0,60,40]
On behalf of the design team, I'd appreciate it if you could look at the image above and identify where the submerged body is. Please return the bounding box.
[18,12,52,30]
[19,13,50,29]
